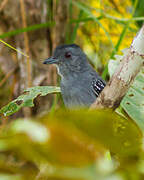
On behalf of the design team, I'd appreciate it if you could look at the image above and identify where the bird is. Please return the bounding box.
[43,44,106,108]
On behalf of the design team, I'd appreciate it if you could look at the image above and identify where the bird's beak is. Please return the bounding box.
[43,56,59,64]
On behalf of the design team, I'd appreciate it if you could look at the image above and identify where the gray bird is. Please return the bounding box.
[43,44,106,108]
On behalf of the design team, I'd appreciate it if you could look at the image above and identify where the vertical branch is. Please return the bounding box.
[45,0,68,107]
[46,0,53,57]
[19,0,32,117]
[53,0,68,49]
[20,0,32,87]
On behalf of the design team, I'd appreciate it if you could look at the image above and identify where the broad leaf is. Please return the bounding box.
[48,109,141,159]
[0,86,60,116]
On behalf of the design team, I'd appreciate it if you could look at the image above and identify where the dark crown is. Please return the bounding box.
[55,44,80,50]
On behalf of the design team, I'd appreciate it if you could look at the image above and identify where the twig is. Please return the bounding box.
[0,39,29,58]
[91,25,144,109]
[103,14,144,22]
[0,67,17,87]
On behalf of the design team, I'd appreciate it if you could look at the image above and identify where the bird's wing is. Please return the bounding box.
[91,77,106,97]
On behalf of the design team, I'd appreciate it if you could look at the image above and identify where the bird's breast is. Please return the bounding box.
[60,78,96,108]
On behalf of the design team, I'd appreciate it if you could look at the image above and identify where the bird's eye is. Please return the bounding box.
[65,52,71,58]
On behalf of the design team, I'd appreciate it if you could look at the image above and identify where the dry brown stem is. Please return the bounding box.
[0,0,8,11]
[20,0,32,87]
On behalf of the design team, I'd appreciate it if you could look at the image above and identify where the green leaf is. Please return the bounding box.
[0,86,60,116]
[0,22,55,39]
[0,174,21,180]
[108,54,144,132]
[11,119,50,143]
[121,71,144,131]
[51,109,141,158]
[0,115,102,167]
[38,164,104,180]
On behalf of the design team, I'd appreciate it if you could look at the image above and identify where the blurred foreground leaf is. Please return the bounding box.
[0,109,141,179]
[46,109,142,159]
[0,86,60,116]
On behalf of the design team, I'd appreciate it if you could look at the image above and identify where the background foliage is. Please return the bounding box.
[0,0,144,179]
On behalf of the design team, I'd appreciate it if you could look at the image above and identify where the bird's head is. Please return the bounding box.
[43,44,89,77]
